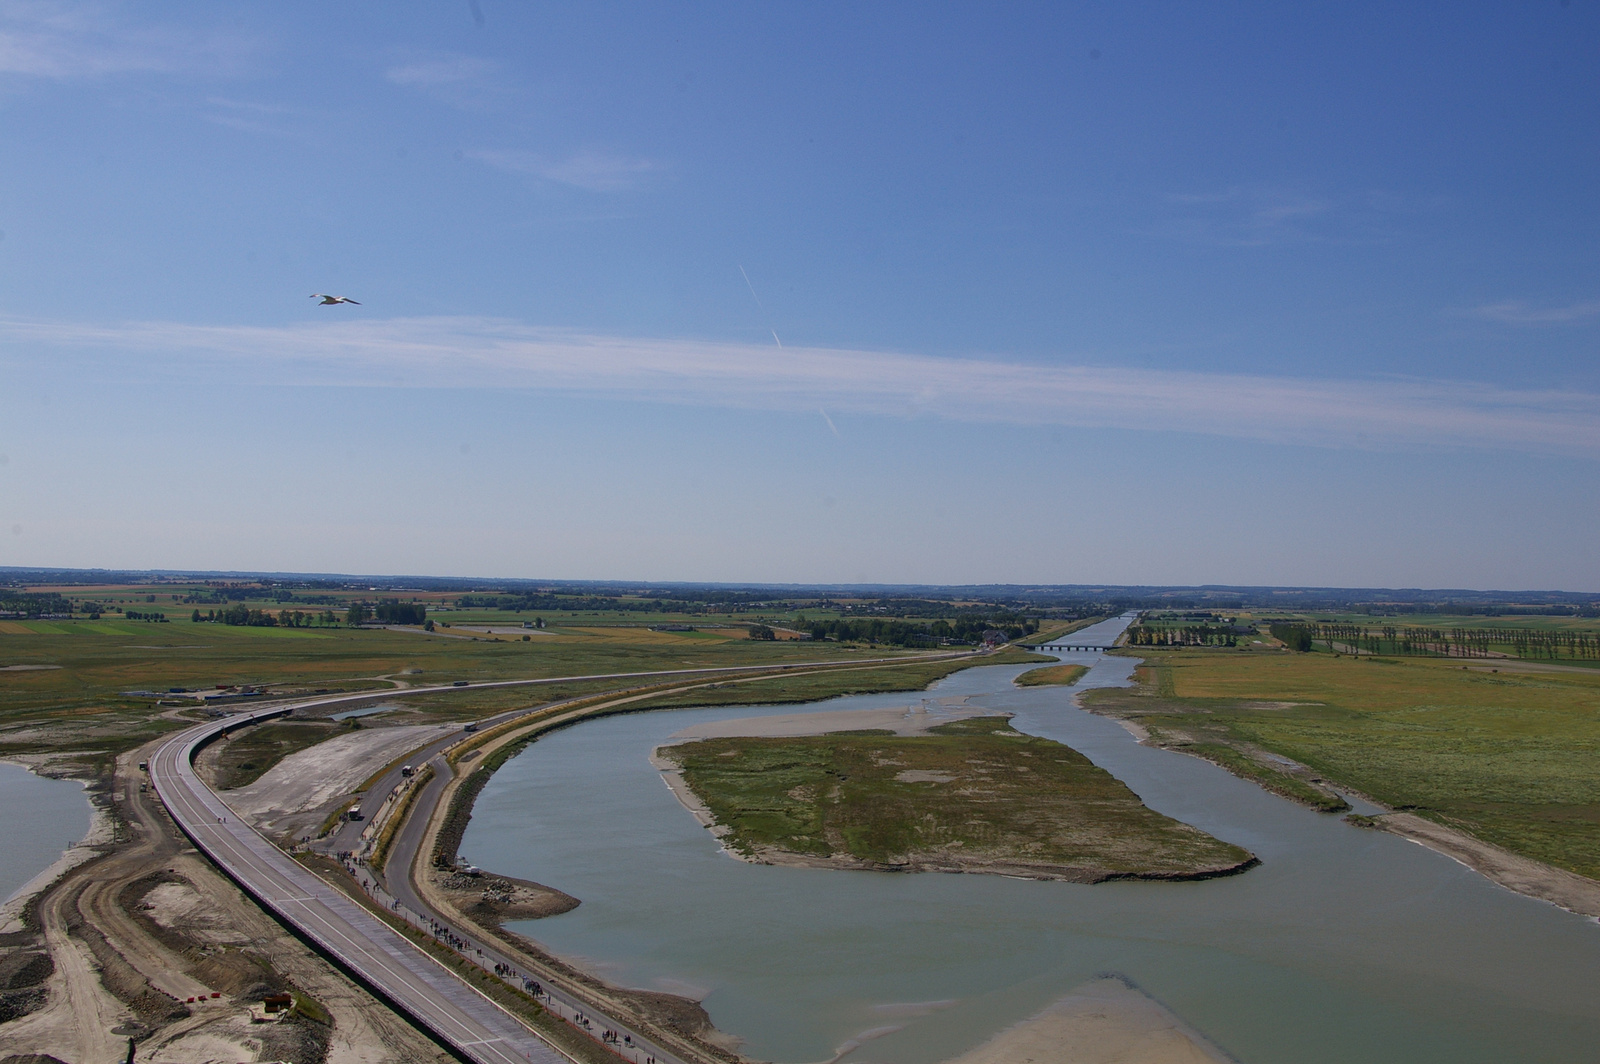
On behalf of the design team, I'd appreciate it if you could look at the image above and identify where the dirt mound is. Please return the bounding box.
[432,871,579,922]
[0,950,52,990]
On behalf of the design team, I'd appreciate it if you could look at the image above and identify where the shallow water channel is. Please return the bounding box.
[464,616,1600,1063]
[0,761,91,905]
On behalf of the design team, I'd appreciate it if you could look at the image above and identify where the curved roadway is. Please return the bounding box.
[150,655,971,1064]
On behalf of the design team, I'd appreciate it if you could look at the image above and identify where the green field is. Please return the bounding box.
[666,716,1256,881]
[0,618,921,773]
[1086,648,1600,878]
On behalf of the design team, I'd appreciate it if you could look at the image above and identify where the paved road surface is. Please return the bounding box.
[151,708,572,1064]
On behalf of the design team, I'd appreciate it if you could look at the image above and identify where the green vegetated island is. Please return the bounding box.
[1015,663,1089,687]
[660,716,1257,882]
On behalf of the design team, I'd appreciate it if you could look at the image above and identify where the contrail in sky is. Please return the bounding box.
[739,264,783,348]
[819,407,840,437]
[738,265,764,310]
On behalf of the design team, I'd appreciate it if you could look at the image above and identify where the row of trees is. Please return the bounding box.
[346,600,427,626]
[1317,624,1600,660]
[1125,624,1242,647]
[802,616,1038,647]
[0,591,70,618]
[189,598,430,628]
[192,606,343,627]
[1269,624,1315,652]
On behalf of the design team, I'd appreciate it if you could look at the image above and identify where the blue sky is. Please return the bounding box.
[1,2,1597,588]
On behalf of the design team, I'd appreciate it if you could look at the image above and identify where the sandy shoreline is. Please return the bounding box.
[1373,812,1600,919]
[661,697,1002,744]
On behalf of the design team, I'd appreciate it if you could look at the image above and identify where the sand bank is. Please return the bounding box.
[662,697,1000,743]
[1374,812,1600,919]
[938,976,1233,1064]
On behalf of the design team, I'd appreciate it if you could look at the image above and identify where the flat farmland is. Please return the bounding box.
[0,619,915,772]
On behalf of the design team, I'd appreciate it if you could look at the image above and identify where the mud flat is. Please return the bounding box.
[942,976,1232,1064]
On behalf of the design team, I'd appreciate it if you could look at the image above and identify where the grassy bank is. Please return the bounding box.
[666,716,1255,881]
[1086,648,1600,877]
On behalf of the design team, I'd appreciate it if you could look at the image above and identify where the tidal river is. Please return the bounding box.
[463,615,1600,1063]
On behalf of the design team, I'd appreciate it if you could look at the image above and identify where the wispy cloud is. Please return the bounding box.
[201,95,299,137]
[1157,186,1336,246]
[3,315,1597,458]
[1152,185,1428,248]
[385,53,495,89]
[0,1,249,78]
[383,50,502,108]
[1468,299,1600,326]
[468,148,662,192]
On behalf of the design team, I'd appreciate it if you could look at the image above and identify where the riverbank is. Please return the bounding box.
[1372,812,1600,919]
[1083,651,1600,920]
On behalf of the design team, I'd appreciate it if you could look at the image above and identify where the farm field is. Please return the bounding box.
[1085,646,1600,879]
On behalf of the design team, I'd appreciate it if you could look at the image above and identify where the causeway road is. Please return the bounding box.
[150,707,571,1064]
[152,654,974,1064]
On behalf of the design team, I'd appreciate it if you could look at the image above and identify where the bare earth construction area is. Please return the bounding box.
[657,712,1257,882]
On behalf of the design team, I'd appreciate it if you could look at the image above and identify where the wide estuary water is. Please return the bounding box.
[464,615,1600,1062]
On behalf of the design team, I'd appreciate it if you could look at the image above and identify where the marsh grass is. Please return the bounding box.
[1088,648,1600,877]
[669,716,1254,880]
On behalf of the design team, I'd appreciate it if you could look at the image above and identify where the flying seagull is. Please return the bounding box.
[310,293,361,305]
